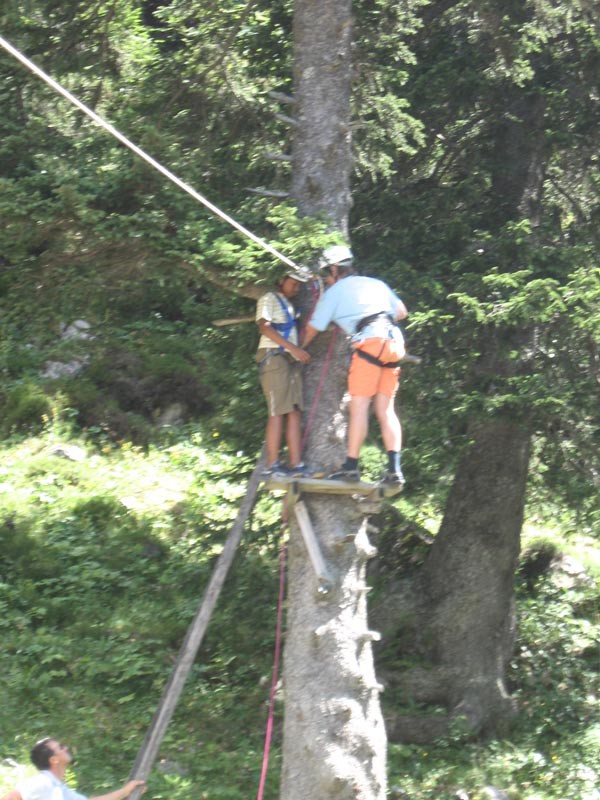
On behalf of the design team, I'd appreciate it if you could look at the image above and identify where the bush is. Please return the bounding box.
[1,382,52,433]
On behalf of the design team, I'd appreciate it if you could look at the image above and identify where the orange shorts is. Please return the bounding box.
[348,338,402,398]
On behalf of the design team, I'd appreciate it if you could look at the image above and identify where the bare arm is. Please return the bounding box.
[301,323,320,348]
[89,779,145,800]
[0,790,22,800]
[258,320,311,364]
[393,301,408,321]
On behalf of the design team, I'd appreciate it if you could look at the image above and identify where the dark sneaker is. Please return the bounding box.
[328,468,361,482]
[262,461,287,479]
[381,469,405,486]
[287,463,312,478]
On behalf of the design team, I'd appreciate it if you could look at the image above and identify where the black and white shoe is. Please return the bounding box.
[380,469,405,486]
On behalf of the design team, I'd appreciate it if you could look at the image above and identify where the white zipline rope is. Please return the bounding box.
[0,35,298,270]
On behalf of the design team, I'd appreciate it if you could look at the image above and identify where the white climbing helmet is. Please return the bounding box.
[319,244,354,269]
[285,265,311,283]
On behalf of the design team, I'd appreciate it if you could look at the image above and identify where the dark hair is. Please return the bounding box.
[336,261,356,277]
[31,738,55,770]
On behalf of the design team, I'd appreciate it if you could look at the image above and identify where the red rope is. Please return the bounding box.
[301,327,337,452]
[256,509,288,800]
[256,286,337,800]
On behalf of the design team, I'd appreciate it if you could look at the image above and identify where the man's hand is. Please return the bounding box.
[90,779,146,800]
[289,344,311,364]
[121,780,146,798]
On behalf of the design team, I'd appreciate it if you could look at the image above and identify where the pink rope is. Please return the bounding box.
[256,511,287,800]
[301,327,337,452]
[301,278,336,450]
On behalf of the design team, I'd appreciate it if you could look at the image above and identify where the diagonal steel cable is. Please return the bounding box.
[0,35,299,269]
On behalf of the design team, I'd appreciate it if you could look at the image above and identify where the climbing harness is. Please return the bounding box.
[354,347,403,369]
[256,292,301,374]
[257,349,298,377]
[0,35,299,271]
[271,293,298,348]
[354,310,395,334]
[352,311,405,368]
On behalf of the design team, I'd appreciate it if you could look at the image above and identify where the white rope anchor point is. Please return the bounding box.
[0,34,298,270]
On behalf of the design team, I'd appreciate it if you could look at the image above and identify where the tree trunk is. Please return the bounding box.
[376,87,546,741]
[280,2,387,798]
[291,0,353,238]
[421,418,531,730]
[379,416,531,742]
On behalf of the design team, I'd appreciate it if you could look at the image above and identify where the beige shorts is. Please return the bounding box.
[256,349,304,417]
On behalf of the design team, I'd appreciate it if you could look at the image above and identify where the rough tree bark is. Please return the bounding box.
[377,414,532,742]
[290,0,353,237]
[280,2,387,799]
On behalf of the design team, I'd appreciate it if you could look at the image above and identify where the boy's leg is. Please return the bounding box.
[265,414,284,466]
[286,408,302,467]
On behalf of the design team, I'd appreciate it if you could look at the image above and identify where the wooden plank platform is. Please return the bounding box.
[263,475,403,499]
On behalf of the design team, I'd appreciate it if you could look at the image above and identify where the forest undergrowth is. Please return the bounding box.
[0,424,597,800]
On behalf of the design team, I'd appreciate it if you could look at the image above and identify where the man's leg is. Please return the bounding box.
[347,395,373,458]
[328,352,375,479]
[373,392,401,452]
[265,414,284,466]
[328,395,371,479]
[329,396,372,481]
[374,390,404,482]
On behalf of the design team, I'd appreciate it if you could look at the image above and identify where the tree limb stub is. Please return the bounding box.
[245,187,290,198]
[269,90,296,105]
[264,151,293,162]
[275,111,299,127]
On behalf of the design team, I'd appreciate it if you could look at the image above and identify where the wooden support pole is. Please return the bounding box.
[293,499,333,594]
[127,453,266,799]
[212,315,255,327]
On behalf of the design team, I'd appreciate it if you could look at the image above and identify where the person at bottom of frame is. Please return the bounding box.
[302,245,408,485]
[0,737,145,800]
[255,266,313,479]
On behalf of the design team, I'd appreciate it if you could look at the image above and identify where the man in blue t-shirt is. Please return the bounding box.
[302,246,408,485]
[1,738,144,800]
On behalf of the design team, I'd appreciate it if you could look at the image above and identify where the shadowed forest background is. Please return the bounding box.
[0,1,598,799]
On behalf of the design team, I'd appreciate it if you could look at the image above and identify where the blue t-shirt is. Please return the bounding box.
[309,275,404,336]
[17,770,87,800]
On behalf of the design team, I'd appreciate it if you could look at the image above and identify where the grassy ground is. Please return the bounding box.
[0,425,597,800]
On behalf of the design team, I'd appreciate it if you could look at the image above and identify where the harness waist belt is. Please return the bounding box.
[355,311,394,334]
[354,348,402,369]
